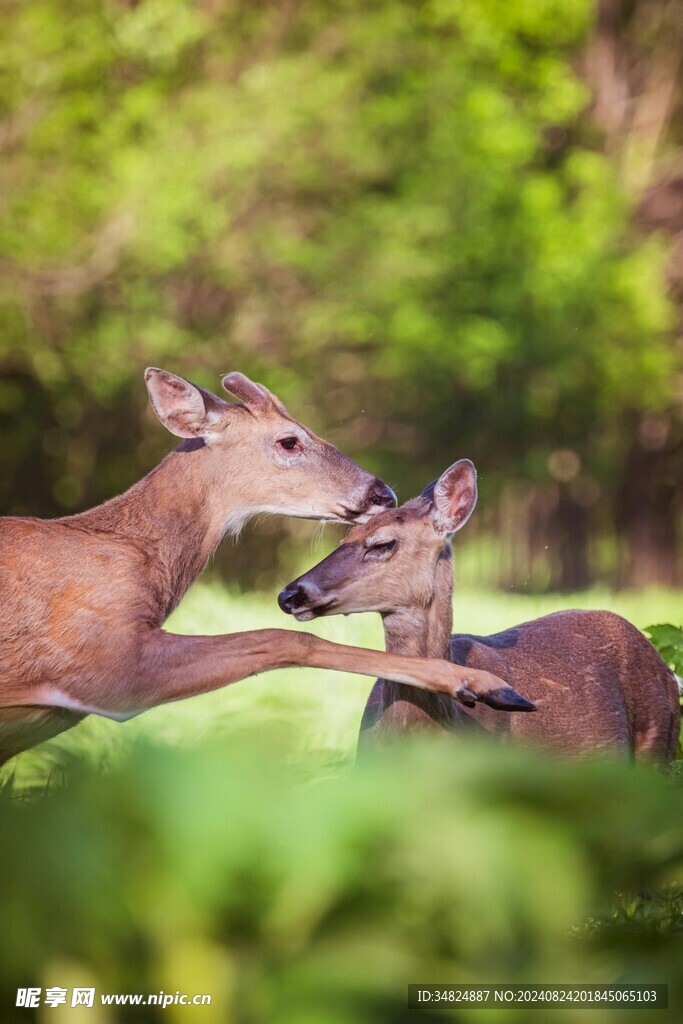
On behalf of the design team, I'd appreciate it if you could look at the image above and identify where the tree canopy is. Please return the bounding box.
[1,0,681,588]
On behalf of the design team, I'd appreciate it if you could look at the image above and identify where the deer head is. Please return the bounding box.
[144,368,395,525]
[278,459,477,619]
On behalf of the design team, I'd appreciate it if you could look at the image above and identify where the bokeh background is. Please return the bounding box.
[2,2,683,1022]
[1,0,682,591]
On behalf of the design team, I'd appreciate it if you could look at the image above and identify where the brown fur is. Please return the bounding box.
[280,464,680,761]
[0,375,515,764]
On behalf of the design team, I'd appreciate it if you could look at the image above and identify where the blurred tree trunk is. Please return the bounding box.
[616,427,681,588]
[550,490,590,593]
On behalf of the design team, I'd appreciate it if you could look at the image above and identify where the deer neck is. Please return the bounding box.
[61,441,247,618]
[380,546,454,715]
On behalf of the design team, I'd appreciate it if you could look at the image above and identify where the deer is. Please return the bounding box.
[279,459,680,761]
[0,373,536,765]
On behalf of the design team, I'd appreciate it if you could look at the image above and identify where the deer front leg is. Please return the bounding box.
[290,633,535,711]
[70,628,535,716]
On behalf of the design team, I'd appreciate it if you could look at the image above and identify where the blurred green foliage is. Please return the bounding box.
[2,736,683,1023]
[647,624,683,677]
[646,623,683,758]
[0,0,681,588]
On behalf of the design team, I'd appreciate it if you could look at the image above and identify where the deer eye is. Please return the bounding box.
[364,539,397,560]
[277,436,300,452]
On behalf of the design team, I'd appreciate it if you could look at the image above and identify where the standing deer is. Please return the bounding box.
[0,373,533,765]
[279,459,680,761]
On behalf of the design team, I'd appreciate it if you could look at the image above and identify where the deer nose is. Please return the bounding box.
[278,582,309,614]
[368,478,397,509]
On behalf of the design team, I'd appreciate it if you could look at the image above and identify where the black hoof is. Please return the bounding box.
[481,687,537,712]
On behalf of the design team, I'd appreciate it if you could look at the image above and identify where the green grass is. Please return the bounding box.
[6,582,682,789]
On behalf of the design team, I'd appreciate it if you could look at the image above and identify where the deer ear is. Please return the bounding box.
[427,459,478,536]
[221,372,272,413]
[145,368,230,439]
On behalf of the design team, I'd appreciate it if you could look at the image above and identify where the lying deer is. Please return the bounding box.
[0,373,533,765]
[279,459,680,760]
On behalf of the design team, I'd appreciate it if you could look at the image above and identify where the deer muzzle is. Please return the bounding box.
[339,478,396,522]
[278,581,336,621]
